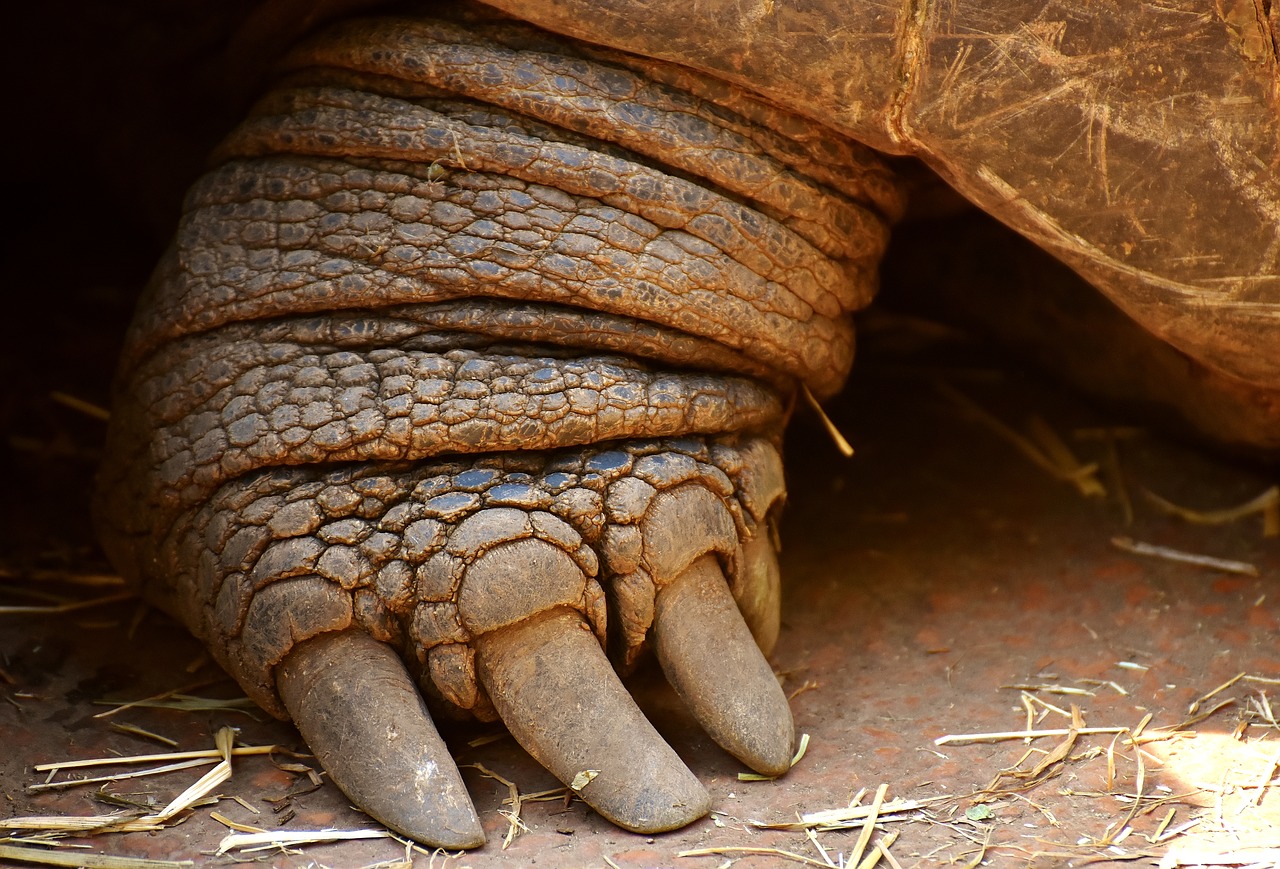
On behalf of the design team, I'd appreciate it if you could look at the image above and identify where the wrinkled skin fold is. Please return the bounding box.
[97,6,898,846]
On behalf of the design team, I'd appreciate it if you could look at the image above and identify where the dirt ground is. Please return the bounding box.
[2,314,1277,868]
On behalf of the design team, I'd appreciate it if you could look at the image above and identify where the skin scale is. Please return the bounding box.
[96,0,1278,849]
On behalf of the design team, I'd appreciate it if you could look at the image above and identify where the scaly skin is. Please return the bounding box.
[96,8,901,847]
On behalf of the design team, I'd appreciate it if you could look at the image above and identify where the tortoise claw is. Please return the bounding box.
[475,608,710,833]
[734,532,784,656]
[654,554,795,776]
[277,630,485,849]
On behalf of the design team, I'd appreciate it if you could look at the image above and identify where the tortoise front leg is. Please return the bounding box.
[96,8,899,847]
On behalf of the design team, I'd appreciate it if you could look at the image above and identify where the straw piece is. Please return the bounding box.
[90,678,236,719]
[26,758,216,792]
[8,727,238,836]
[466,732,507,748]
[1098,430,1134,525]
[1152,818,1202,845]
[802,385,854,457]
[1027,728,1078,779]
[1142,486,1279,538]
[1110,537,1258,577]
[92,694,260,717]
[1188,673,1246,716]
[787,679,820,701]
[1160,697,1237,732]
[210,812,266,834]
[467,763,526,850]
[1020,693,1037,741]
[1103,741,1145,845]
[1021,692,1072,718]
[803,827,834,867]
[0,568,124,586]
[791,733,811,768]
[856,830,900,869]
[0,845,190,868]
[847,784,887,868]
[148,726,235,823]
[678,846,832,867]
[107,722,179,747]
[216,829,392,855]
[1150,808,1176,843]
[739,732,811,781]
[229,795,260,814]
[1129,712,1154,743]
[1026,416,1106,498]
[934,383,1103,495]
[751,796,941,831]
[1246,746,1280,807]
[1158,848,1280,868]
[0,815,156,833]
[35,743,278,772]
[881,845,907,869]
[49,391,111,421]
[0,592,135,615]
[1002,683,1094,696]
[1077,678,1128,696]
[935,727,1125,746]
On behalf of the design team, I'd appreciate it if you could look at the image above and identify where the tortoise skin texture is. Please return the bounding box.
[96,0,1278,849]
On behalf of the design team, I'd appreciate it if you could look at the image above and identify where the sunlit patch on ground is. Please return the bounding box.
[1145,724,1280,866]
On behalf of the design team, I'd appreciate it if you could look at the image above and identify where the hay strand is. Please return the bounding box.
[0,592,135,615]
[802,385,854,457]
[1110,537,1258,576]
[0,845,190,868]
[49,391,111,421]
[934,383,1104,495]
[847,783,887,868]
[935,727,1125,746]
[35,743,278,772]
[1142,486,1279,538]
[216,829,392,855]
[678,846,832,867]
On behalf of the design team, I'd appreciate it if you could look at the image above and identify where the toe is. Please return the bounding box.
[475,608,710,832]
[653,554,795,776]
[277,631,485,849]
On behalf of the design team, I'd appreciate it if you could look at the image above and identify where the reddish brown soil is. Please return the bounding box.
[3,326,1276,868]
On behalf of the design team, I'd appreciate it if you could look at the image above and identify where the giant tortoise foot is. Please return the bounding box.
[95,8,889,845]
[235,437,792,843]
[94,0,1277,851]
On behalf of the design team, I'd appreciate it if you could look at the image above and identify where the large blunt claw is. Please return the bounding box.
[654,555,795,776]
[475,609,710,833]
[277,631,485,849]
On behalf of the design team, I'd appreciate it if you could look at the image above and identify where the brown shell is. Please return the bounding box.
[473,0,1279,392]
[229,0,1279,392]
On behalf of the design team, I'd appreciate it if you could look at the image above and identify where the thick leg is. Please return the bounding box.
[95,8,897,847]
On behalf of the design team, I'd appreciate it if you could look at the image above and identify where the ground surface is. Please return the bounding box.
[2,319,1277,868]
